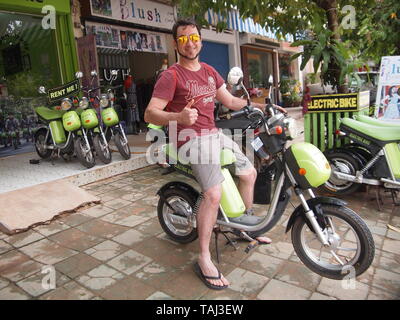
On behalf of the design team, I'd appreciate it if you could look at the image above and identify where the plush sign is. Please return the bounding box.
[47,79,80,102]
[307,91,369,113]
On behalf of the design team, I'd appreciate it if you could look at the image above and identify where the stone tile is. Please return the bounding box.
[121,192,147,202]
[16,269,69,297]
[381,238,400,255]
[310,292,337,300]
[106,250,152,275]
[226,267,269,298]
[257,241,294,260]
[39,281,95,300]
[134,262,181,288]
[76,220,130,239]
[19,238,78,265]
[257,279,311,300]
[56,213,94,228]
[49,228,103,252]
[54,253,102,279]
[0,239,13,254]
[134,218,164,236]
[367,286,400,300]
[112,229,151,247]
[317,277,370,300]
[100,211,150,228]
[273,261,322,291]
[0,250,31,274]
[76,265,125,292]
[146,291,174,300]
[0,277,9,290]
[99,275,155,300]
[103,198,132,210]
[378,252,400,274]
[0,284,31,300]
[84,240,128,262]
[372,268,400,295]
[0,258,43,282]
[33,221,70,237]
[80,205,114,218]
[159,266,208,300]
[200,288,248,300]
[386,229,400,241]
[241,252,285,278]
[4,230,44,248]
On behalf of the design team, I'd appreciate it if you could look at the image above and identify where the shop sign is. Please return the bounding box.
[89,0,176,30]
[86,21,167,54]
[374,56,400,121]
[307,91,369,113]
[47,79,80,102]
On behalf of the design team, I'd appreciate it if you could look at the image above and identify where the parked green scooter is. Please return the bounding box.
[322,114,400,197]
[155,67,375,280]
[34,73,96,168]
[78,71,112,164]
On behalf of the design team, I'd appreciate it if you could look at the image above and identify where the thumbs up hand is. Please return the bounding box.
[178,99,198,126]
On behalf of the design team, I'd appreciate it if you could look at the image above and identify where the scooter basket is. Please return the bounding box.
[62,111,81,132]
[102,108,119,127]
[81,109,99,129]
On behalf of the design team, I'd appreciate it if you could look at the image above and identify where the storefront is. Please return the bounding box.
[0,0,78,156]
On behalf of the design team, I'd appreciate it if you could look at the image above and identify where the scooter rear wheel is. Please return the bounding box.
[34,129,52,159]
[157,188,198,244]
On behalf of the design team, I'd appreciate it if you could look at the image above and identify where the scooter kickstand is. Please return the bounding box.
[239,231,259,254]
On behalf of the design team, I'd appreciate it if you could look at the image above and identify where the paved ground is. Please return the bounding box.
[0,165,399,300]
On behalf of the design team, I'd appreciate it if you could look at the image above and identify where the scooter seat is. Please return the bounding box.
[163,143,236,167]
[341,118,400,142]
[354,115,400,128]
[35,106,64,121]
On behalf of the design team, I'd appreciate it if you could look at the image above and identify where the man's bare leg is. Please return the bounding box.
[196,183,229,287]
[237,167,272,244]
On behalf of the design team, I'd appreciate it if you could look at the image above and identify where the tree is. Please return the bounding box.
[173,0,377,93]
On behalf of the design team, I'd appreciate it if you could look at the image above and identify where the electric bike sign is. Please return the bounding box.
[307,91,369,113]
[47,80,80,103]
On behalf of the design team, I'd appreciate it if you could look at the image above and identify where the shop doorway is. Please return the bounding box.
[0,12,62,158]
[128,51,168,130]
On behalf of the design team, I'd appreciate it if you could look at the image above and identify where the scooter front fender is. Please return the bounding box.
[285,197,347,233]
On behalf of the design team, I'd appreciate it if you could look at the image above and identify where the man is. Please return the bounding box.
[145,18,283,290]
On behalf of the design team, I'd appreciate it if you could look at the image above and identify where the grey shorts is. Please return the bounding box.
[178,131,254,192]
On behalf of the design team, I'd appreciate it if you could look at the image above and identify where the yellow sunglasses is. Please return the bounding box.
[176,34,201,45]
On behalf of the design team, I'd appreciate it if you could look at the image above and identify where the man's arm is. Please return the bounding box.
[144,97,198,126]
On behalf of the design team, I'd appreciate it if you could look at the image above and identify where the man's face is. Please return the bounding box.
[175,25,202,61]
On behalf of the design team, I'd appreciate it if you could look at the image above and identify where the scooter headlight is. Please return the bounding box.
[100,94,109,108]
[284,117,299,140]
[79,97,89,109]
[61,98,72,111]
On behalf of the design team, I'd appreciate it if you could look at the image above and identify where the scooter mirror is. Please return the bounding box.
[38,86,46,94]
[268,75,273,85]
[90,70,98,77]
[75,71,83,79]
[227,67,244,86]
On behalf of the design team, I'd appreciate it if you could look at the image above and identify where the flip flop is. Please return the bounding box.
[193,262,228,290]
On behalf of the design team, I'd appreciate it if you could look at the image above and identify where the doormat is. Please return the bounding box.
[0,181,100,234]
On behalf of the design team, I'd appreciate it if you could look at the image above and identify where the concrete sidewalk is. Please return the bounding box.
[0,165,399,300]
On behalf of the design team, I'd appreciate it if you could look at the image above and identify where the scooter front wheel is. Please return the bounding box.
[74,136,96,169]
[157,188,198,244]
[291,204,374,280]
[114,131,131,160]
[93,134,112,164]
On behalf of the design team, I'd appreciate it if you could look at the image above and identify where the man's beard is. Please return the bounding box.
[177,47,200,61]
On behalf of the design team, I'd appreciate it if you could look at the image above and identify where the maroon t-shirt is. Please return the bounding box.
[152,62,225,146]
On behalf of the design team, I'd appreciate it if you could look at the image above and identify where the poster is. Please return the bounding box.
[375,56,400,121]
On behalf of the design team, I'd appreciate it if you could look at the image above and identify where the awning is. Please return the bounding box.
[206,9,293,42]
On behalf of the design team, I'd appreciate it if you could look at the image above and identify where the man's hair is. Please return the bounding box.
[172,18,201,40]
